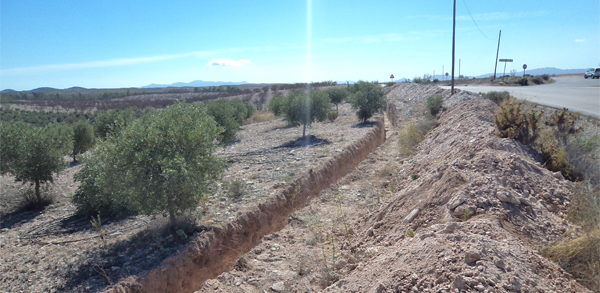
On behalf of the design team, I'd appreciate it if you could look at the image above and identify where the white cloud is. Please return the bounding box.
[1,51,213,76]
[575,39,585,42]
[206,58,251,67]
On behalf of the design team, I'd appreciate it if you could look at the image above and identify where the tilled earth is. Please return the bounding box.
[0,103,376,293]
[197,83,591,293]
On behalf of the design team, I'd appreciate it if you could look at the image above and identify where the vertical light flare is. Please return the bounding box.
[304,0,312,146]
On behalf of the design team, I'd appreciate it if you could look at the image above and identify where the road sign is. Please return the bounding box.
[445,72,449,76]
[499,59,513,62]
[522,64,527,70]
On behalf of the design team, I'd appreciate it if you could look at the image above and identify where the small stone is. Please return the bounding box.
[494,259,506,270]
[367,228,374,237]
[334,259,347,270]
[465,251,481,263]
[519,197,532,206]
[443,222,458,233]
[453,275,467,289]
[270,281,286,292]
[497,191,520,205]
[474,284,486,291]
[447,194,466,209]
[403,208,419,224]
[111,266,120,271]
[373,283,385,293]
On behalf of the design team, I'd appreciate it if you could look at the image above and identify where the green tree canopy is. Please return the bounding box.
[93,109,137,139]
[348,81,386,123]
[73,101,224,223]
[280,90,331,138]
[205,99,240,144]
[324,88,348,111]
[268,93,286,116]
[72,120,95,162]
[0,122,73,201]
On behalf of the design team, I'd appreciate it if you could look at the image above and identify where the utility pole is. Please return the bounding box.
[493,30,501,81]
[451,0,456,95]
[442,65,444,81]
[459,59,461,79]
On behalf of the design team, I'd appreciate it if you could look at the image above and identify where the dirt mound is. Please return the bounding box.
[322,93,588,291]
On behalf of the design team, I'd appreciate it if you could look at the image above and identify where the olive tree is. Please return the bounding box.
[324,88,348,111]
[73,101,224,224]
[268,93,286,116]
[348,81,386,123]
[72,120,95,162]
[0,122,73,202]
[282,90,331,138]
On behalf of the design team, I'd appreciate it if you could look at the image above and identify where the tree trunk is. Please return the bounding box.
[169,209,176,226]
[302,123,306,139]
[35,179,41,202]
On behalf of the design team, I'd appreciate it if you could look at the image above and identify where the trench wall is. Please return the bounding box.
[106,116,386,293]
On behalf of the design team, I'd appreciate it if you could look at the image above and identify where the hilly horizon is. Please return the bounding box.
[141,80,249,89]
[1,67,590,92]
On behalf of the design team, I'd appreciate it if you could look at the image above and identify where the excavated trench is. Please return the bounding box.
[105,116,386,293]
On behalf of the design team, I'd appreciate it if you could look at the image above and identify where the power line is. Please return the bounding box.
[462,0,496,41]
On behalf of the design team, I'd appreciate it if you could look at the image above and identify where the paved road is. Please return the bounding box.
[441,77,600,117]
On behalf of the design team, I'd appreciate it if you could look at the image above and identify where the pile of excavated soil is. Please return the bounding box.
[198,83,589,293]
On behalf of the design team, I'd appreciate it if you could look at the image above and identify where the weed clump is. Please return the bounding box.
[398,119,438,156]
[426,94,445,116]
[225,179,246,199]
[482,91,510,105]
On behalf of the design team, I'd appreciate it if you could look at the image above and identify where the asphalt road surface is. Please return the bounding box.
[441,77,600,117]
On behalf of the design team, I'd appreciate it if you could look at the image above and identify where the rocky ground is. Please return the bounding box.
[1,82,593,293]
[0,103,376,293]
[197,83,591,293]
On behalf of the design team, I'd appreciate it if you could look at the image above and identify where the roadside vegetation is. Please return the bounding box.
[493,97,600,291]
[397,94,443,156]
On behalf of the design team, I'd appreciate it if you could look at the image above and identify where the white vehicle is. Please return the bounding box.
[584,67,600,79]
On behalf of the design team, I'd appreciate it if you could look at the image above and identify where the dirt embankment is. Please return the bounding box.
[322,85,589,292]
[104,118,386,292]
[193,83,588,293]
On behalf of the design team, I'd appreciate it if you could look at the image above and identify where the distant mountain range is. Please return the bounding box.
[141,80,248,88]
[475,67,588,78]
[394,67,588,82]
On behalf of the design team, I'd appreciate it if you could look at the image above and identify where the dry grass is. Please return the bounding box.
[541,229,600,292]
[245,111,276,124]
[398,119,438,156]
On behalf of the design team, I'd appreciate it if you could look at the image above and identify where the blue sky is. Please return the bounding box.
[1,0,598,90]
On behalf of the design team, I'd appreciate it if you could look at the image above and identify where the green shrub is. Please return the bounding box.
[541,74,551,81]
[494,100,541,145]
[72,101,224,223]
[411,174,419,180]
[517,77,528,86]
[426,94,444,116]
[531,76,543,85]
[482,91,510,105]
[348,81,386,123]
